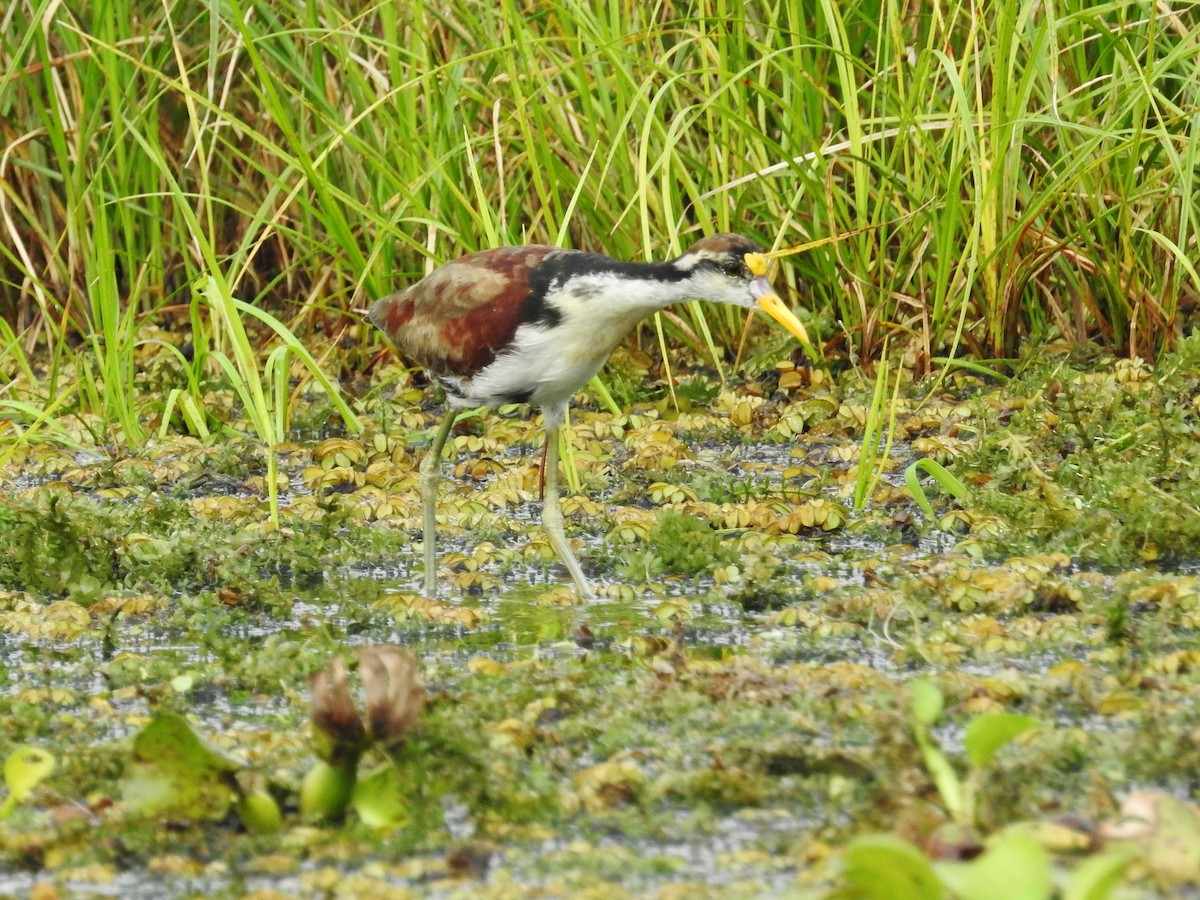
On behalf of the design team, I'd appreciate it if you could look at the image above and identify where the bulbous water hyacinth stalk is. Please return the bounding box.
[309,646,426,761]
[304,646,426,822]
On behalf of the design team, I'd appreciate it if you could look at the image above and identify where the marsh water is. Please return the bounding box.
[2,354,1200,897]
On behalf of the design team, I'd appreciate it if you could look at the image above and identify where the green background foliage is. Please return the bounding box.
[1,0,1198,444]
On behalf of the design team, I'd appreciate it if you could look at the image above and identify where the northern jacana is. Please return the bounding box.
[370,234,809,600]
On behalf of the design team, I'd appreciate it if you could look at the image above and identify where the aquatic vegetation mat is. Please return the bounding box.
[1,342,1200,898]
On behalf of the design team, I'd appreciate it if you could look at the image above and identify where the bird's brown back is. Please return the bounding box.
[369,245,558,379]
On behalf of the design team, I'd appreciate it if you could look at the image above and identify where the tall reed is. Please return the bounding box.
[0,0,1196,442]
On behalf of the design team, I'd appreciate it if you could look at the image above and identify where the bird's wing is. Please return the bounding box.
[370,245,559,378]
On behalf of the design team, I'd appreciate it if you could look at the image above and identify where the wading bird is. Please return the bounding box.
[370,234,809,600]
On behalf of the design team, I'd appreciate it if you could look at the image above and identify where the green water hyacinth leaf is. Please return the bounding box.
[907,681,966,820]
[121,712,243,819]
[963,712,1039,768]
[936,829,1052,900]
[909,679,944,725]
[1063,846,1137,900]
[0,746,56,818]
[917,736,965,823]
[839,834,942,900]
[351,764,410,828]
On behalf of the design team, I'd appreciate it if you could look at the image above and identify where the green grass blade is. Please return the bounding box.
[905,458,970,518]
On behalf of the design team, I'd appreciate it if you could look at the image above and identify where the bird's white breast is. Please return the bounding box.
[450,274,655,411]
[454,321,611,410]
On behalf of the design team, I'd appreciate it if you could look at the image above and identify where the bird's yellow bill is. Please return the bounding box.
[752,279,810,346]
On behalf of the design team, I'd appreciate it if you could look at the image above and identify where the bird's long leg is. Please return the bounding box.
[420,410,458,598]
[541,420,596,600]
[538,438,548,500]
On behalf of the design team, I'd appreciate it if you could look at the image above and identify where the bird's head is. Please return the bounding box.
[674,234,810,346]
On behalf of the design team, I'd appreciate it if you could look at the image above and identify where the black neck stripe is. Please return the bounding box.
[520,252,686,328]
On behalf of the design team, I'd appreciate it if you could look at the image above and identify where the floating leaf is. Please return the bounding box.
[652,599,691,627]
[0,746,56,818]
[1005,819,1090,853]
[1096,690,1143,715]
[936,829,1052,900]
[840,834,942,900]
[1063,846,1137,900]
[4,746,55,803]
[351,764,409,828]
[572,759,645,812]
[1098,790,1200,885]
[467,657,507,677]
[963,713,1039,768]
[120,712,242,819]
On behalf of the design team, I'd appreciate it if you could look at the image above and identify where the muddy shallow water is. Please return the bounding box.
[2,354,1199,896]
